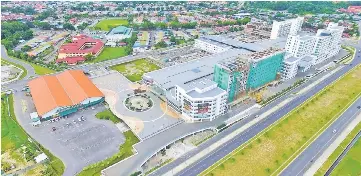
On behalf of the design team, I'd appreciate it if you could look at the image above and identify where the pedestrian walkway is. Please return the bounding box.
[305,112,361,176]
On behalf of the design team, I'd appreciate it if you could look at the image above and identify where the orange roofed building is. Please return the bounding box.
[28,70,104,120]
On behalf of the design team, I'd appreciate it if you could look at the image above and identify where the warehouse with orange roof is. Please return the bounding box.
[28,70,104,120]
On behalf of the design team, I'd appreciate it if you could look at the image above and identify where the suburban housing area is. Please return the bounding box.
[1,1,361,176]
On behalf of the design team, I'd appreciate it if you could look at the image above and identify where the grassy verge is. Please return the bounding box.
[10,56,55,75]
[144,159,173,175]
[341,46,356,64]
[95,109,122,124]
[90,47,127,63]
[77,131,140,176]
[331,135,361,176]
[1,94,64,175]
[201,64,361,176]
[110,59,160,82]
[1,59,28,80]
[28,62,56,75]
[95,19,128,31]
[315,122,361,176]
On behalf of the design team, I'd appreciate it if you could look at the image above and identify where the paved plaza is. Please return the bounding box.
[12,92,125,176]
[92,72,183,140]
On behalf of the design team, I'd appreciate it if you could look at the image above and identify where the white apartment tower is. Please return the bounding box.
[281,55,300,80]
[175,79,228,122]
[284,22,343,65]
[270,17,304,39]
[312,22,343,64]
[285,35,316,58]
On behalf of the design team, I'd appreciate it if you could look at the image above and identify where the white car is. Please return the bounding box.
[333,129,337,133]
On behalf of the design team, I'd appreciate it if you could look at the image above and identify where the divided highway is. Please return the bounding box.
[280,97,361,176]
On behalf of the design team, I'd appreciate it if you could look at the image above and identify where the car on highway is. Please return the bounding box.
[357,106,361,109]
[333,129,337,133]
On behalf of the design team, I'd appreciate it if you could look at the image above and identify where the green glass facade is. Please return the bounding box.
[213,65,242,102]
[246,52,285,90]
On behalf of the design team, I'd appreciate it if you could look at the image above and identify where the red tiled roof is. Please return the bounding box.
[59,35,104,55]
[56,57,85,65]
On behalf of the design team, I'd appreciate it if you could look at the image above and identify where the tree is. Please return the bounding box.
[21,45,32,52]
[170,36,176,43]
[77,22,89,30]
[63,23,76,31]
[84,54,95,61]
[1,21,33,50]
[155,41,167,49]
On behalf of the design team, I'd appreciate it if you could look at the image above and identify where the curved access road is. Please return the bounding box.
[1,45,36,79]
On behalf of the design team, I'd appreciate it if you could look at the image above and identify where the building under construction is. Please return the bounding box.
[213,47,285,102]
[247,47,285,90]
[213,56,250,102]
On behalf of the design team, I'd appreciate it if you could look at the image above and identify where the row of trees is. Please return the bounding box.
[7,49,67,71]
[32,20,76,31]
[245,1,359,15]
[1,6,36,15]
[1,21,33,50]
[121,32,138,54]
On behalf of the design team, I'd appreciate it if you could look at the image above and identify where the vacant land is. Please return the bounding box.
[1,94,64,175]
[2,59,27,80]
[77,130,140,176]
[331,136,361,176]
[315,123,361,176]
[96,109,122,124]
[202,65,361,176]
[91,47,127,63]
[111,59,160,82]
[95,18,128,31]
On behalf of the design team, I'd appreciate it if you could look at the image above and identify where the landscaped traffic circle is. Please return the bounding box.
[124,94,153,112]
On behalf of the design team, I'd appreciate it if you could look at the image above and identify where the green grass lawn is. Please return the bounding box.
[95,18,129,31]
[201,64,361,176]
[1,94,64,175]
[1,59,27,80]
[315,122,361,176]
[110,59,160,82]
[29,62,55,75]
[90,47,128,63]
[77,131,140,176]
[331,136,361,176]
[1,94,36,152]
[96,109,122,124]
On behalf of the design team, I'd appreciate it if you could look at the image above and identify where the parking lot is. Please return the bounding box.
[12,92,125,175]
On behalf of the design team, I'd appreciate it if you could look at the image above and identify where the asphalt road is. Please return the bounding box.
[151,46,361,176]
[325,130,361,176]
[280,97,361,176]
[281,24,361,176]
[1,45,36,79]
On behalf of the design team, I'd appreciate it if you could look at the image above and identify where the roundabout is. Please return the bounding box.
[125,94,153,112]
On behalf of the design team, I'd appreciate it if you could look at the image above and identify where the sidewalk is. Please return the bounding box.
[305,112,361,176]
